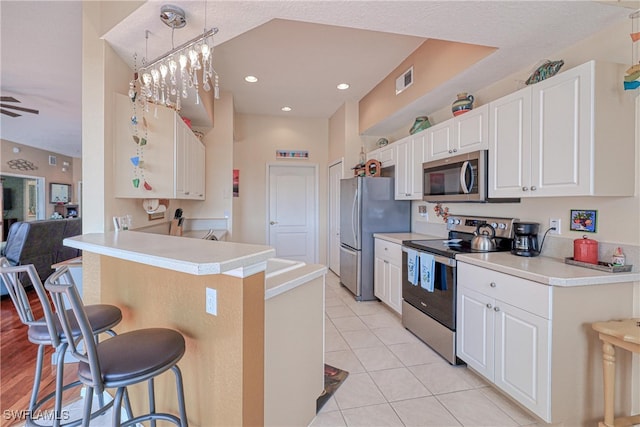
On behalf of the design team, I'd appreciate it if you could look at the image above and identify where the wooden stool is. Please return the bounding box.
[592,318,640,427]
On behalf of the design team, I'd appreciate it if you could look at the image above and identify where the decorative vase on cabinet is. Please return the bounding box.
[452,92,474,116]
[409,116,431,135]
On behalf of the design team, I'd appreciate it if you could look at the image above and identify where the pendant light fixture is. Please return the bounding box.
[138,3,220,112]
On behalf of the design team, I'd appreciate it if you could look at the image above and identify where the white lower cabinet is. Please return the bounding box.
[374,238,402,314]
[457,262,551,421]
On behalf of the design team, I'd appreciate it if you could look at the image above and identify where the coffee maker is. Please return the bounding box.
[511,222,540,257]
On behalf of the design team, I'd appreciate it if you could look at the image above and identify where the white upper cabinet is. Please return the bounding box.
[395,134,425,200]
[453,104,489,154]
[488,87,532,198]
[114,93,205,200]
[489,60,635,198]
[425,120,454,160]
[427,104,489,161]
[367,144,395,167]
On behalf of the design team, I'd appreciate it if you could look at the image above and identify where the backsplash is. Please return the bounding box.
[541,235,639,272]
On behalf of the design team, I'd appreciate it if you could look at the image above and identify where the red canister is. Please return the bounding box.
[574,236,598,264]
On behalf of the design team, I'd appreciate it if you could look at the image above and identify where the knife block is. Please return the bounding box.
[169,219,183,236]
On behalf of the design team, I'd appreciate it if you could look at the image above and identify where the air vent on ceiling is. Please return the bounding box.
[395,66,414,95]
[49,155,57,166]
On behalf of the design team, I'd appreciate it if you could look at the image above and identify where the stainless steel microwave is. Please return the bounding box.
[423,150,519,203]
[423,150,486,202]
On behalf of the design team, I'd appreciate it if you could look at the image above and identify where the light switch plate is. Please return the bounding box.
[206,288,217,316]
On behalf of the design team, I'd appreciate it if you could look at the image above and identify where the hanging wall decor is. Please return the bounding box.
[129,54,152,191]
[624,9,640,90]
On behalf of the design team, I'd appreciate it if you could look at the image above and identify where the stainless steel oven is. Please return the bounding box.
[401,215,517,365]
[402,249,458,363]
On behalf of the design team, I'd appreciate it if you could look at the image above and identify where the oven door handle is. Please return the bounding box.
[402,247,456,267]
[459,160,474,194]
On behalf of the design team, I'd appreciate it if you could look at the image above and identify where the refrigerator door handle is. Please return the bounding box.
[351,187,358,247]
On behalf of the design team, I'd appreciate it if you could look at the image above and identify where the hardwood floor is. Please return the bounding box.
[0,290,79,427]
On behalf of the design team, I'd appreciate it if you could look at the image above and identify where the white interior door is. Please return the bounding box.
[328,161,342,275]
[268,164,317,263]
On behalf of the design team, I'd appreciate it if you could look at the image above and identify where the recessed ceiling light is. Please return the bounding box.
[281,106,292,112]
[244,75,258,83]
[337,83,350,90]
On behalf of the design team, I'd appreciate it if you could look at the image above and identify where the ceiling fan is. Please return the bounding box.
[0,96,39,118]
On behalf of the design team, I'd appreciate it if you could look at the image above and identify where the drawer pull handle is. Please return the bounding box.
[494,307,500,312]
[490,282,496,288]
[420,302,427,307]
[486,303,492,309]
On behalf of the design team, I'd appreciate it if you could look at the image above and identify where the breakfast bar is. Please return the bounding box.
[64,231,326,427]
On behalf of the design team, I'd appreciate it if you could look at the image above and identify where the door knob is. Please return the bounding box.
[270,221,278,225]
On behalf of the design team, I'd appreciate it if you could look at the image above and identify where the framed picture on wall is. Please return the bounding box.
[570,209,597,233]
[50,183,71,204]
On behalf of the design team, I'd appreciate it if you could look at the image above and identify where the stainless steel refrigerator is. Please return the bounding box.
[339,176,411,301]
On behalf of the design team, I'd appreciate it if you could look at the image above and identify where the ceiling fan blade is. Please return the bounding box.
[0,103,39,115]
[0,96,20,103]
[0,108,21,117]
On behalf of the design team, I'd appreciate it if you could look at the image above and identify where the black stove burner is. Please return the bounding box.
[403,233,513,258]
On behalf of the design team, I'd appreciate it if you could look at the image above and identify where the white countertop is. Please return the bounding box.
[64,231,275,276]
[457,252,640,287]
[265,263,327,300]
[373,232,442,245]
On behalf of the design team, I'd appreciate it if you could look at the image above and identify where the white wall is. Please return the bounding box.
[181,91,234,231]
[232,114,329,263]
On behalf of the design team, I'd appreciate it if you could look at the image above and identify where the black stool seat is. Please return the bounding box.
[45,267,189,427]
[0,259,122,427]
[28,304,123,344]
[78,328,185,385]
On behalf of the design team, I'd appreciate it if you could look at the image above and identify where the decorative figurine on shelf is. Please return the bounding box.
[525,60,564,85]
[376,138,389,147]
[451,93,474,117]
[409,116,431,135]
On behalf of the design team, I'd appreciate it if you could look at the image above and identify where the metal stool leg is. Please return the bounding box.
[53,342,69,427]
[148,378,157,427]
[29,344,46,411]
[82,387,94,427]
[172,365,188,427]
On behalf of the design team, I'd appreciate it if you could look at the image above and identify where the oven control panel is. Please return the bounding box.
[446,215,518,239]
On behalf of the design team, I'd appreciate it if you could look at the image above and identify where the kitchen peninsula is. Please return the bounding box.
[64,231,327,427]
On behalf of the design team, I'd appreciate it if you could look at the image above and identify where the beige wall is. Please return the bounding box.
[1,140,77,218]
[232,114,329,263]
[359,39,496,134]
[84,1,192,234]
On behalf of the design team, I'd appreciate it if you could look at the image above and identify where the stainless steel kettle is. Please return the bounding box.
[471,224,497,251]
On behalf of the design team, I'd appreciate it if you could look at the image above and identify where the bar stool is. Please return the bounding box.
[0,258,122,427]
[592,318,640,427]
[45,266,188,427]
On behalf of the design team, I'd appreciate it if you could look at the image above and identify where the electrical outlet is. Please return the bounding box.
[549,218,561,235]
[206,288,217,316]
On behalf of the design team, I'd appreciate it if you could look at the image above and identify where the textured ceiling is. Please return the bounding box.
[0,1,636,158]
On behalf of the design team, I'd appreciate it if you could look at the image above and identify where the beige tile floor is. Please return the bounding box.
[310,271,545,427]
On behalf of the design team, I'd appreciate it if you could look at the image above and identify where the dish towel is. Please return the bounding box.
[406,249,419,286]
[419,252,435,292]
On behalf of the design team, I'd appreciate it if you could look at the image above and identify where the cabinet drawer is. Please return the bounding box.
[374,239,402,265]
[458,263,551,319]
